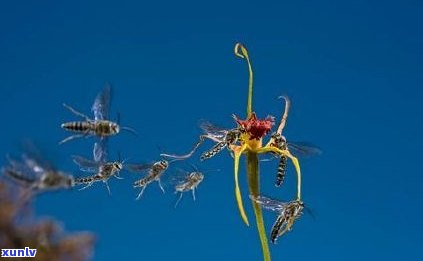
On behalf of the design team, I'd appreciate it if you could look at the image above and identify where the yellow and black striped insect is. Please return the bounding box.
[250,195,305,244]
[126,160,169,200]
[72,141,124,194]
[60,84,136,144]
[267,96,321,187]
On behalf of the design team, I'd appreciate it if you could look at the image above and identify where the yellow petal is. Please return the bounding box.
[257,146,302,200]
[234,144,249,226]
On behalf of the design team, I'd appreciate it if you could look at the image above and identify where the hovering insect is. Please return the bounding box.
[72,140,124,194]
[3,149,74,195]
[174,171,204,206]
[172,165,220,207]
[266,96,321,187]
[250,195,305,244]
[60,84,136,144]
[126,160,170,200]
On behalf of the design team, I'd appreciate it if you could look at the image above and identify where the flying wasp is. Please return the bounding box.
[250,195,305,244]
[172,165,219,207]
[126,159,171,200]
[72,140,124,194]
[60,84,136,144]
[2,145,74,195]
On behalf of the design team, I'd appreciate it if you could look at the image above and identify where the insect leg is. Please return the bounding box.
[157,179,165,194]
[103,180,111,195]
[79,182,94,191]
[174,193,183,208]
[63,103,91,120]
[135,185,147,200]
[59,130,93,145]
[191,187,196,201]
[160,134,218,160]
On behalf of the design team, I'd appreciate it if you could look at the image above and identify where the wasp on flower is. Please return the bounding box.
[161,43,314,261]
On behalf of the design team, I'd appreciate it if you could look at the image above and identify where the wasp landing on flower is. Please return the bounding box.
[160,43,312,261]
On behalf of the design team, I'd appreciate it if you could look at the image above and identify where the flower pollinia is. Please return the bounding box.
[229,43,303,261]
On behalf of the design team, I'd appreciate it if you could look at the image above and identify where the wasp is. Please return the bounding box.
[72,140,124,194]
[250,195,305,244]
[60,84,136,144]
[267,96,321,187]
[3,146,74,194]
[200,124,244,161]
[126,160,169,200]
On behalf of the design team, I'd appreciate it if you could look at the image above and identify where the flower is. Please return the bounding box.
[225,43,303,261]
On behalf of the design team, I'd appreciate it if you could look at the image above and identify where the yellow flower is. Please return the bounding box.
[231,43,303,261]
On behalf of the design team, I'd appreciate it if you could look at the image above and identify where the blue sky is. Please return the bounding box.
[1,1,422,260]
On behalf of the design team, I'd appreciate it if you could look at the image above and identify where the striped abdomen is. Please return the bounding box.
[270,214,286,244]
[75,174,102,185]
[61,121,94,133]
[134,175,154,187]
[275,156,287,187]
[201,142,226,161]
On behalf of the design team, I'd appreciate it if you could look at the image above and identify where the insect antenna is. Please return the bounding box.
[117,112,138,136]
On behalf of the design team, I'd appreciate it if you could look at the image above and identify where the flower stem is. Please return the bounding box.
[247,152,271,261]
[234,43,254,117]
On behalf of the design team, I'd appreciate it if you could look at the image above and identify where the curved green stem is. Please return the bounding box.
[234,43,254,116]
[247,152,271,261]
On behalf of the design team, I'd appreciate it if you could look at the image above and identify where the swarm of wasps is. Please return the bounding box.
[2,85,320,245]
[2,85,206,207]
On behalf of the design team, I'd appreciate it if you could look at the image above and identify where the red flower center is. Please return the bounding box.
[234,113,274,140]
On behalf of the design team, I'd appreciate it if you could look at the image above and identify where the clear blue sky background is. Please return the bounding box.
[1,1,422,260]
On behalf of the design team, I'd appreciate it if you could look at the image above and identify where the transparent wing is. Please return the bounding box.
[125,163,154,173]
[198,120,227,139]
[3,167,36,186]
[92,83,111,121]
[72,155,101,171]
[287,142,322,157]
[249,195,288,213]
[6,156,38,179]
[165,168,191,186]
[93,140,108,163]
[21,140,55,172]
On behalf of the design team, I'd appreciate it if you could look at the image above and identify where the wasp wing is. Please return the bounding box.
[2,167,36,187]
[72,155,101,172]
[287,142,322,157]
[93,140,108,163]
[20,140,56,172]
[125,163,154,173]
[92,83,111,121]
[198,120,228,139]
[249,195,289,213]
